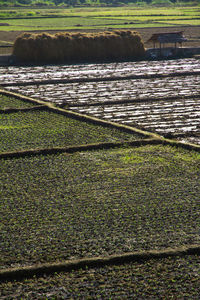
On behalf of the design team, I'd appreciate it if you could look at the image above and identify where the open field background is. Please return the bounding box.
[0,6,200,31]
[0,5,200,55]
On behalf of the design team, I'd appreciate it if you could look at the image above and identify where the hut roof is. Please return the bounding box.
[148,32,187,44]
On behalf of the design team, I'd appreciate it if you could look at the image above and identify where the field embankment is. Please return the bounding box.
[1,254,200,298]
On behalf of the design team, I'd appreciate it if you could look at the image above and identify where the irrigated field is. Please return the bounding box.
[1,58,200,84]
[0,73,199,298]
[1,58,200,145]
[1,145,200,269]
[1,255,199,298]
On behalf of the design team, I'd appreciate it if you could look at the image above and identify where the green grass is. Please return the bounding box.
[0,145,199,268]
[0,109,143,152]
[0,255,199,298]
[0,94,37,109]
[157,19,200,25]
[0,6,199,31]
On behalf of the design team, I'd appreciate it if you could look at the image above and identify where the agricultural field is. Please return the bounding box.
[0,100,200,298]
[2,58,200,145]
[0,5,200,294]
[0,6,200,31]
[1,255,200,298]
[0,5,200,56]
[1,58,200,84]
[0,68,200,297]
[0,93,36,108]
[1,142,200,269]
[0,108,145,153]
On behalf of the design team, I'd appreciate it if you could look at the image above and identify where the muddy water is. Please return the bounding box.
[6,75,200,106]
[73,98,200,140]
[1,58,200,85]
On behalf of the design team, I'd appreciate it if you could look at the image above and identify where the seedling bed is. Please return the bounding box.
[0,110,143,153]
[0,94,37,109]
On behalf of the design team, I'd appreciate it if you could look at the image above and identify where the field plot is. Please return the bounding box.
[1,255,199,299]
[0,145,200,269]
[0,109,143,153]
[3,58,200,145]
[1,58,200,85]
[6,75,200,104]
[74,97,200,143]
[0,94,37,109]
[0,6,199,31]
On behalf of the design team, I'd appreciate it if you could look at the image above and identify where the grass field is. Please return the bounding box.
[0,6,199,31]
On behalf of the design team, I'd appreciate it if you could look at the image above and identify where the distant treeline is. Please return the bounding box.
[0,0,198,8]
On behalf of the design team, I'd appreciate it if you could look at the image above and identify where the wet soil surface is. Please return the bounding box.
[1,58,200,85]
[1,58,200,145]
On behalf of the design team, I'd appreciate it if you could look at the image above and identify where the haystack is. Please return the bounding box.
[12,30,145,63]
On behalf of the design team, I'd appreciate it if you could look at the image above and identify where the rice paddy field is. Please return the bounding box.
[0,29,200,296]
[1,142,200,268]
[0,91,199,297]
[1,58,200,145]
[1,58,200,84]
[0,255,200,299]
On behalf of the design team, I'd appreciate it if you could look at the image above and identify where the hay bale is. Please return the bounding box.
[12,31,145,64]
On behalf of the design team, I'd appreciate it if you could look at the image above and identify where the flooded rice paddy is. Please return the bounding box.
[1,58,200,85]
[1,58,200,144]
[5,76,200,105]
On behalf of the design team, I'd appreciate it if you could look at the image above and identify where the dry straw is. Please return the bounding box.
[12,30,145,63]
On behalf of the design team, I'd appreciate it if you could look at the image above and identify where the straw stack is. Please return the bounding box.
[13,31,145,63]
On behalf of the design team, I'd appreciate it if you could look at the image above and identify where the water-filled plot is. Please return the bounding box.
[1,58,200,85]
[1,58,200,144]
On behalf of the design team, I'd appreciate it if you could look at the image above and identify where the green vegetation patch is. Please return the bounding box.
[0,6,199,31]
[0,145,199,268]
[0,110,142,152]
[0,94,37,109]
[158,19,200,26]
[0,255,199,298]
